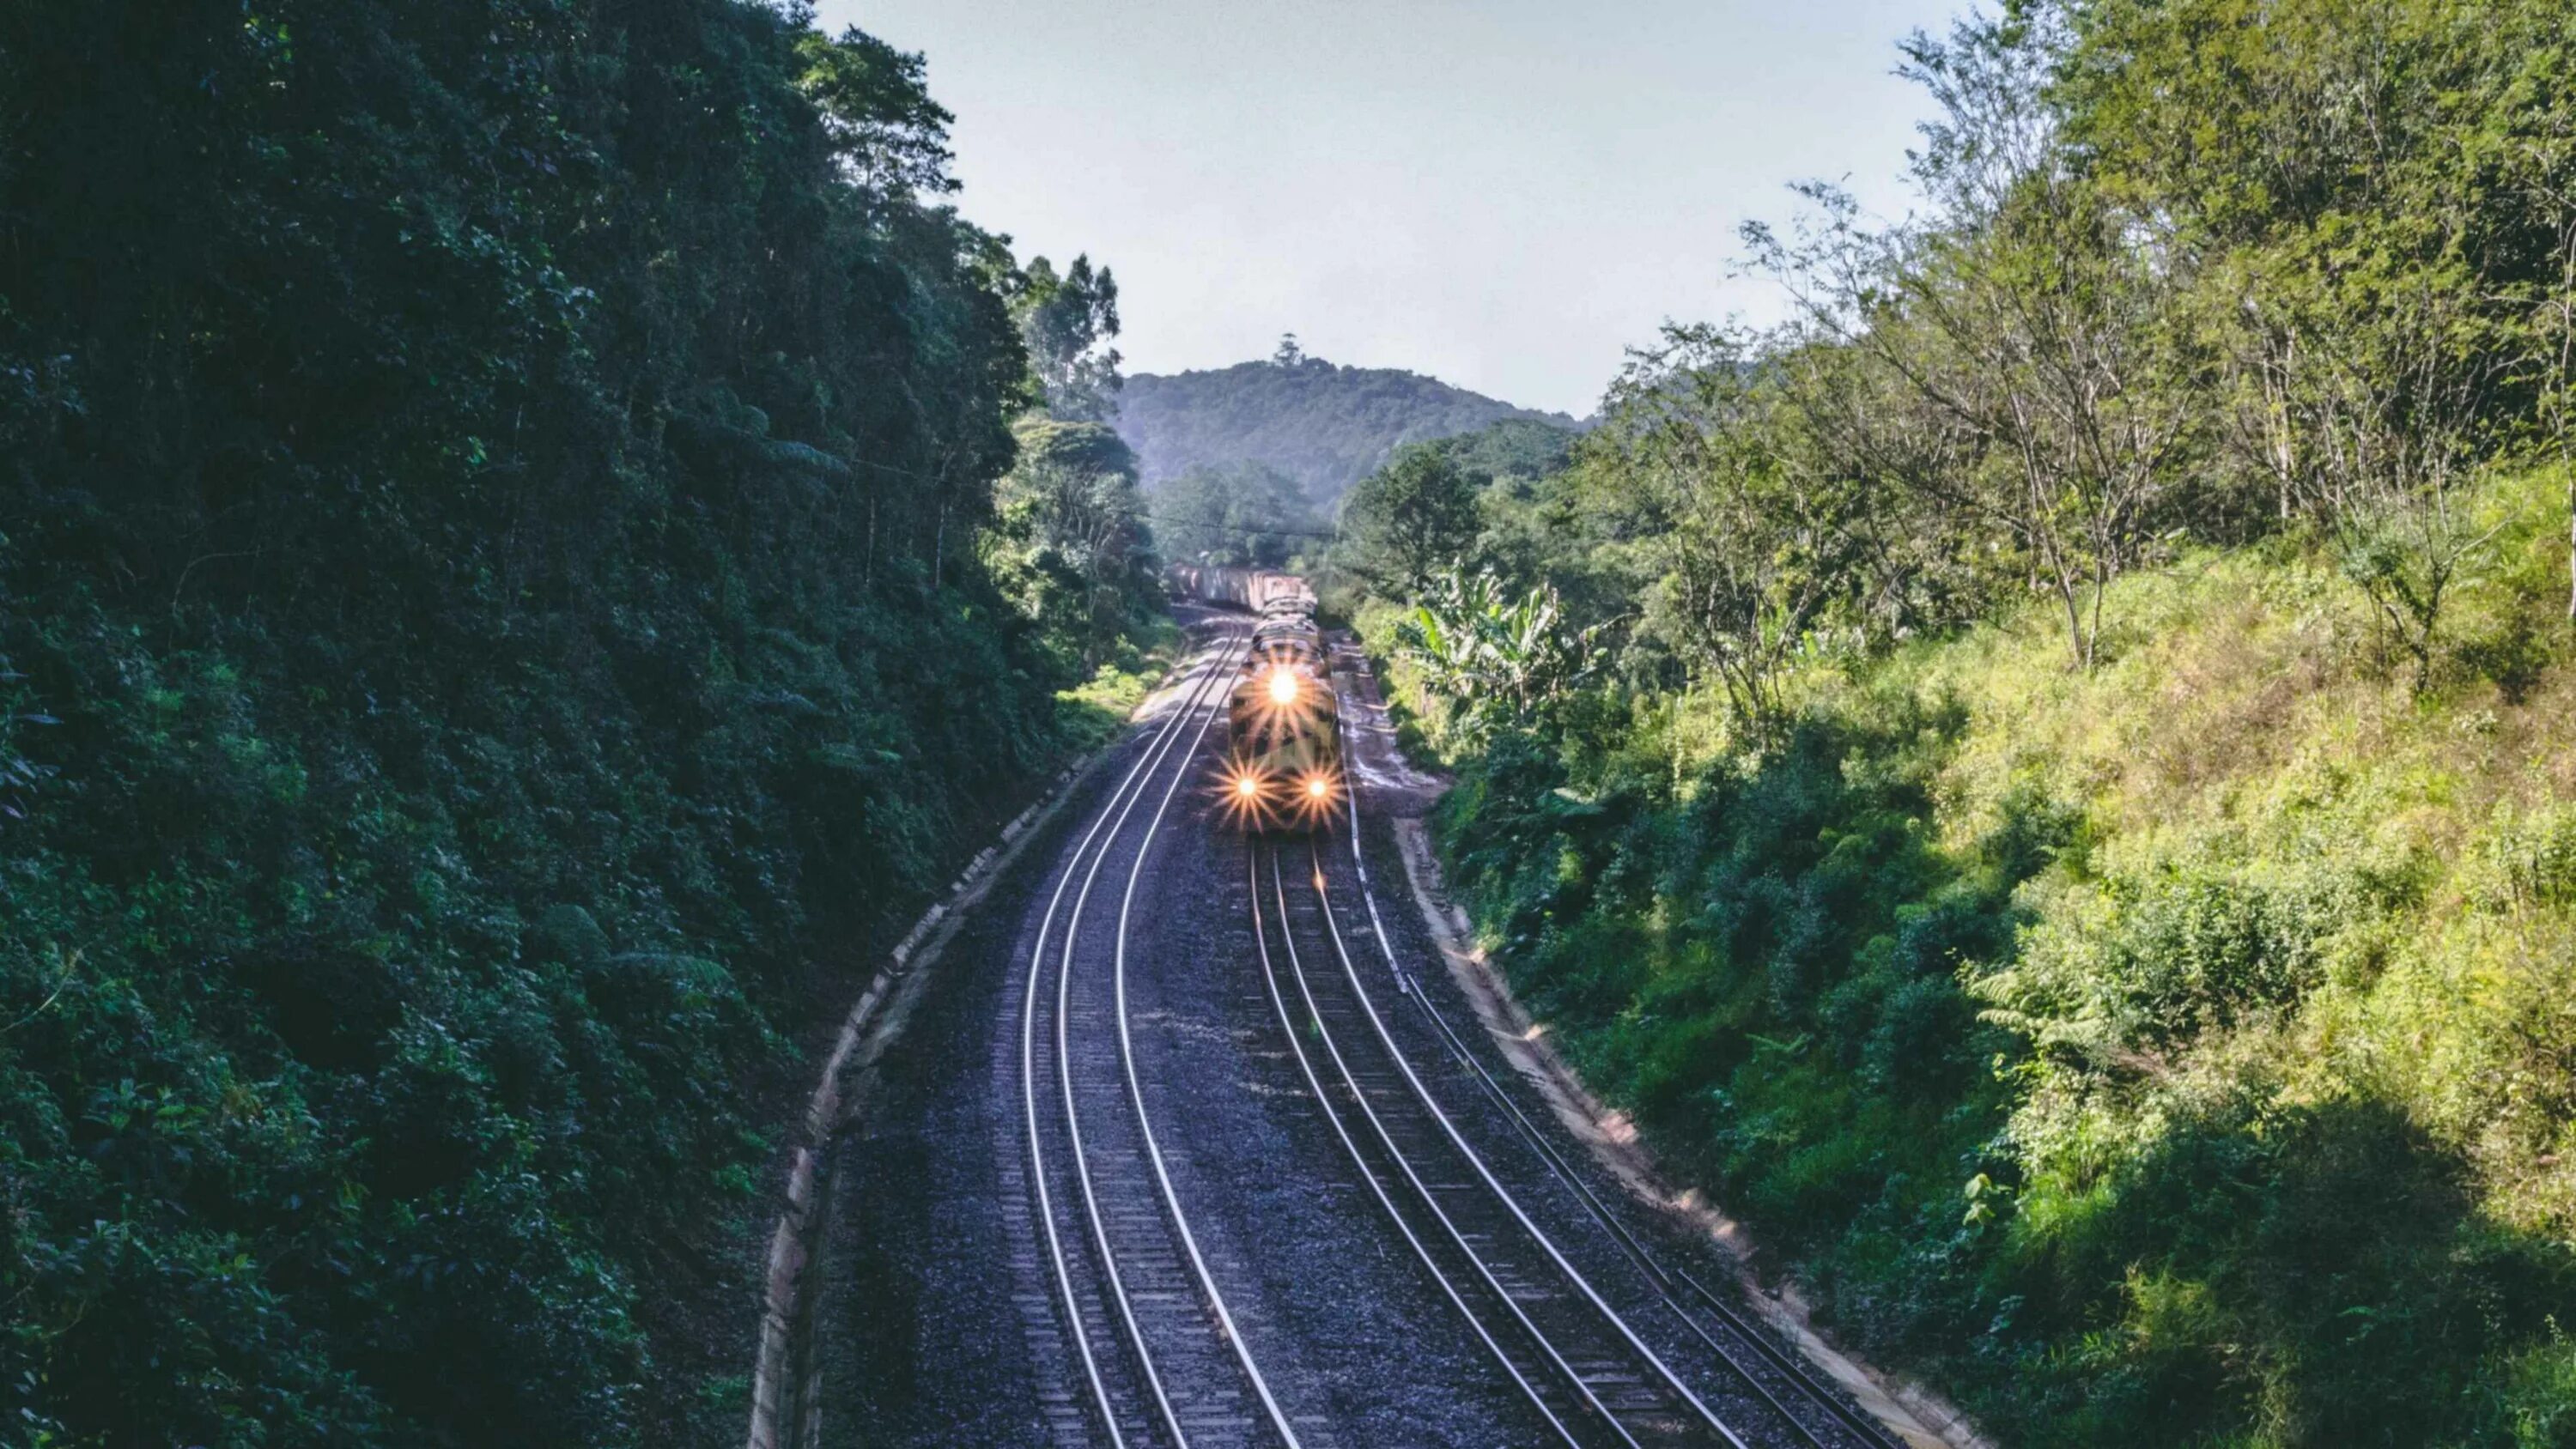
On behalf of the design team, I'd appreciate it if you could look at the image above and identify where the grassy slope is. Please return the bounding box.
[1419,470,2576,1446]
[1054,615,1187,755]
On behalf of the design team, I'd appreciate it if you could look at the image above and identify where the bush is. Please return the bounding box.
[1416,514,2576,1445]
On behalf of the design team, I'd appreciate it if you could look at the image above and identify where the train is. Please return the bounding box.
[1164,563,1315,614]
[1167,566,1341,833]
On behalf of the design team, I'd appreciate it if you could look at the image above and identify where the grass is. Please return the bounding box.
[1415,467,2576,1446]
[1054,615,1185,756]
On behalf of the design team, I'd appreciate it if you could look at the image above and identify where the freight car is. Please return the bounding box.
[1166,563,1315,615]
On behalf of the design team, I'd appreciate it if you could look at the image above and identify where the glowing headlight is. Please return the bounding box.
[1235,775,1261,797]
[1305,778,1329,799]
[1267,670,1298,706]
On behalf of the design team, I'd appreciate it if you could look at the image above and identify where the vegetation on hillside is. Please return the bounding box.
[0,4,1154,1445]
[1116,334,1579,504]
[986,418,1164,675]
[1141,411,1574,583]
[1335,1,2576,1441]
[1326,415,1585,608]
[1149,460,1324,570]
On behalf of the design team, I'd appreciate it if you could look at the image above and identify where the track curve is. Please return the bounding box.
[817,612,1918,1449]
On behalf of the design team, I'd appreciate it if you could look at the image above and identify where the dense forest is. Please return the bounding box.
[1116,335,1578,504]
[0,3,1156,1445]
[1336,1,2576,1443]
[1145,413,1576,580]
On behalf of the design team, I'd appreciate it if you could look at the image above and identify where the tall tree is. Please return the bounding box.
[1341,442,1481,594]
[1016,253,1124,421]
[1150,460,1318,567]
[989,420,1157,670]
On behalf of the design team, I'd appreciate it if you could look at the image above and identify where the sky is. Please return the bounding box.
[813,0,1969,418]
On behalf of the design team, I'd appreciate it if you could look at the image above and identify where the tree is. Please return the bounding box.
[1577,324,1868,737]
[1341,442,1481,594]
[991,421,1157,670]
[1149,460,1318,567]
[1749,18,2205,671]
[2048,0,2576,670]
[1015,254,1123,421]
[1394,567,1594,741]
[793,27,957,197]
[2302,267,2521,689]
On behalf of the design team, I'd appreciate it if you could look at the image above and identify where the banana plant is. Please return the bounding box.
[1394,566,1595,741]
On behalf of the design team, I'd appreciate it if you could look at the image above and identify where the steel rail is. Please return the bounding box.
[1251,844,1589,1448]
[1304,838,1755,1449]
[1327,749,1897,1449]
[1335,818,1864,1449]
[1021,626,1242,1447]
[1373,919,1856,1449]
[1102,661,1309,1449]
[1054,624,1259,1446]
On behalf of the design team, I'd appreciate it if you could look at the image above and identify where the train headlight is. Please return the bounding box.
[1305,777,1329,800]
[1266,670,1298,706]
[1235,774,1261,798]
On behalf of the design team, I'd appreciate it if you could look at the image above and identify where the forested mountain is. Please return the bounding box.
[0,6,1144,1446]
[1148,414,1578,579]
[1149,461,1322,570]
[1350,2,2576,1443]
[1116,336,1579,503]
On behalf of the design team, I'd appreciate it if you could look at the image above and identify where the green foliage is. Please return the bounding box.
[1053,617,1183,756]
[1015,254,1124,423]
[1354,12,2576,1439]
[1392,568,1595,743]
[986,420,1163,673]
[795,27,958,197]
[1419,518,2576,1445]
[1340,442,1484,595]
[1149,460,1321,568]
[1369,3,2576,1441]
[1567,324,1880,733]
[1115,349,1578,504]
[1440,416,1581,492]
[0,3,1143,1445]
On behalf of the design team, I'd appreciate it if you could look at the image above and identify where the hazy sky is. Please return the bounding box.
[813,0,1966,417]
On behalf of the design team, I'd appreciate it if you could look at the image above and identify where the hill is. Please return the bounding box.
[0,9,1149,1446]
[1115,347,1579,503]
[1340,1,2576,1441]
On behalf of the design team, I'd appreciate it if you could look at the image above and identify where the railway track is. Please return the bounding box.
[1017,621,1303,1449]
[993,617,1906,1449]
[1306,654,1907,1449]
[1252,837,1744,1446]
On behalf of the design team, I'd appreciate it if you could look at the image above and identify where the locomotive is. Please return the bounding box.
[1168,566,1341,833]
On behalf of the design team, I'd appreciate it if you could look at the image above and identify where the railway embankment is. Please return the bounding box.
[1362,509,2576,1446]
[1328,637,1988,1449]
[744,633,1220,1449]
[1382,817,1989,1449]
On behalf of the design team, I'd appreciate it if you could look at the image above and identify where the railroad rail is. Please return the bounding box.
[1320,655,1907,1449]
[1262,834,1752,1446]
[1001,619,1905,1449]
[1018,621,1302,1449]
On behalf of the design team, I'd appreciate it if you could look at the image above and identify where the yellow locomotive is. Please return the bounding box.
[1168,566,1342,833]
